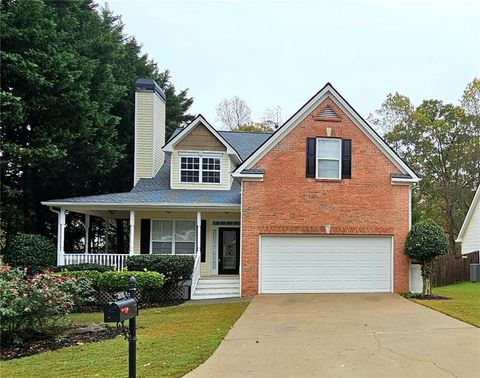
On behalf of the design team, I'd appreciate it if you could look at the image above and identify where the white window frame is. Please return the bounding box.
[316,138,342,180]
[179,155,201,183]
[179,152,222,184]
[150,219,196,255]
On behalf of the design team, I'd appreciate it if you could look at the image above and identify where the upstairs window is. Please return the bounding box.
[316,138,341,179]
[180,155,221,184]
[202,157,221,183]
[180,156,200,182]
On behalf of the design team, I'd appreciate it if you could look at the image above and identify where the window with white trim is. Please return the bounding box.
[180,156,200,183]
[316,138,341,179]
[180,155,221,183]
[151,220,196,254]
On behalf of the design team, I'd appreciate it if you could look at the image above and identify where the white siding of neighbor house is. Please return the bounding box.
[461,200,480,254]
[170,150,232,190]
[134,91,165,184]
[132,211,240,276]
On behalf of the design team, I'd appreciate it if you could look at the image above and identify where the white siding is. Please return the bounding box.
[461,200,480,254]
[134,91,165,184]
[153,93,165,176]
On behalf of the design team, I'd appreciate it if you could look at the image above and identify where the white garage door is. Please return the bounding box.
[260,236,392,293]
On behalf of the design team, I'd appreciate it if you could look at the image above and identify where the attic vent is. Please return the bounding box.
[316,106,341,121]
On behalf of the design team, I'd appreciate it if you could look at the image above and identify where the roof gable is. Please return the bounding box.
[234,83,419,182]
[163,115,241,162]
[456,185,480,242]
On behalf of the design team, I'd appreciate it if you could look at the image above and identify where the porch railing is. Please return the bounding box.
[190,253,201,299]
[63,254,128,271]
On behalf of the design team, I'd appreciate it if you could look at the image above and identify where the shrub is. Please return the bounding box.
[0,264,93,344]
[51,263,114,273]
[97,270,165,303]
[126,255,194,287]
[405,219,449,295]
[3,234,56,274]
[59,270,103,291]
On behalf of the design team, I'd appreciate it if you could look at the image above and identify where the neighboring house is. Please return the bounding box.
[456,185,480,254]
[43,79,420,299]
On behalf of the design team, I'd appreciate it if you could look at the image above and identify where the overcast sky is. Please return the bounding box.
[98,0,479,127]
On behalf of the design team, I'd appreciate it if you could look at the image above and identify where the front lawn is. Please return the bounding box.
[412,282,480,327]
[1,301,249,377]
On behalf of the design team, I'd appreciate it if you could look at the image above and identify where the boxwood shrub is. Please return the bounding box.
[126,255,194,287]
[3,234,56,274]
[52,263,115,273]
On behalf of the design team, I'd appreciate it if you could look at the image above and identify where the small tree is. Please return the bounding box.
[404,220,448,295]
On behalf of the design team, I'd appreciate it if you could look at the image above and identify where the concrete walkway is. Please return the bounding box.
[185,293,480,378]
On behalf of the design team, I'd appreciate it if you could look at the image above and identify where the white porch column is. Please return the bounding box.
[129,210,135,256]
[84,214,90,254]
[104,218,109,253]
[196,211,201,256]
[57,209,66,266]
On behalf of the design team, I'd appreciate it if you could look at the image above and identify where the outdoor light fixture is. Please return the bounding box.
[325,224,331,234]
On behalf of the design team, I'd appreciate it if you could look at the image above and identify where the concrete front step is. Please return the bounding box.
[191,277,241,300]
[196,282,240,288]
[191,293,241,300]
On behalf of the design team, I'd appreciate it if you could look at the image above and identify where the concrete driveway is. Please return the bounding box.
[186,293,479,378]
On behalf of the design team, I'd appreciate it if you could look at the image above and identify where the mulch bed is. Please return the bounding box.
[403,293,451,300]
[1,324,118,361]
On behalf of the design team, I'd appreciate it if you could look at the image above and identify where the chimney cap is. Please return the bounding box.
[135,78,166,101]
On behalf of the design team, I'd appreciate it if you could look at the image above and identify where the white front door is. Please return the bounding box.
[260,235,392,293]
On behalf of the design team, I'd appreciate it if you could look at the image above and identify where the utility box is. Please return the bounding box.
[104,298,138,323]
[470,264,480,282]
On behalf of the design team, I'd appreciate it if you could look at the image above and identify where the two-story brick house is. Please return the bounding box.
[43,79,419,299]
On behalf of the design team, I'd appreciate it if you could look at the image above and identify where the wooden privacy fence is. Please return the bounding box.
[433,251,479,287]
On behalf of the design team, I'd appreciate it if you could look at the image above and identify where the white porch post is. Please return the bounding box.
[105,218,109,253]
[84,214,90,254]
[129,210,135,256]
[57,208,66,266]
[196,211,201,256]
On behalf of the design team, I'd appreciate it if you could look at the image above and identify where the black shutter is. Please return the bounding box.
[341,139,352,179]
[200,220,207,262]
[140,219,151,254]
[306,138,316,178]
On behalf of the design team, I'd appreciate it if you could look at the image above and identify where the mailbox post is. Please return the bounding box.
[128,276,137,378]
[103,276,139,378]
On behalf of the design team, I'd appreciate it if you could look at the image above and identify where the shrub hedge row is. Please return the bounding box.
[125,255,194,287]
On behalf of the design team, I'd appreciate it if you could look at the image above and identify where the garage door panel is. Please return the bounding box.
[260,236,391,293]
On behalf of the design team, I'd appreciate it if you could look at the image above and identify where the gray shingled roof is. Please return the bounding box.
[44,128,270,206]
[168,128,271,160]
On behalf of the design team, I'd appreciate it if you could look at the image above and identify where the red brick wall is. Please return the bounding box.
[241,98,410,296]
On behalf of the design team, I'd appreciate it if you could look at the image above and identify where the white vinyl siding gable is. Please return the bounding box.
[461,201,480,254]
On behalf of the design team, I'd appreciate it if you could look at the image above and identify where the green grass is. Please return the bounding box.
[1,301,249,378]
[412,282,480,327]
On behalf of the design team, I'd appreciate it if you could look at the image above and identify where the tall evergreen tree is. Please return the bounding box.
[0,0,194,248]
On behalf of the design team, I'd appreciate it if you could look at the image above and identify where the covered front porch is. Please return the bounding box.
[46,203,241,298]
